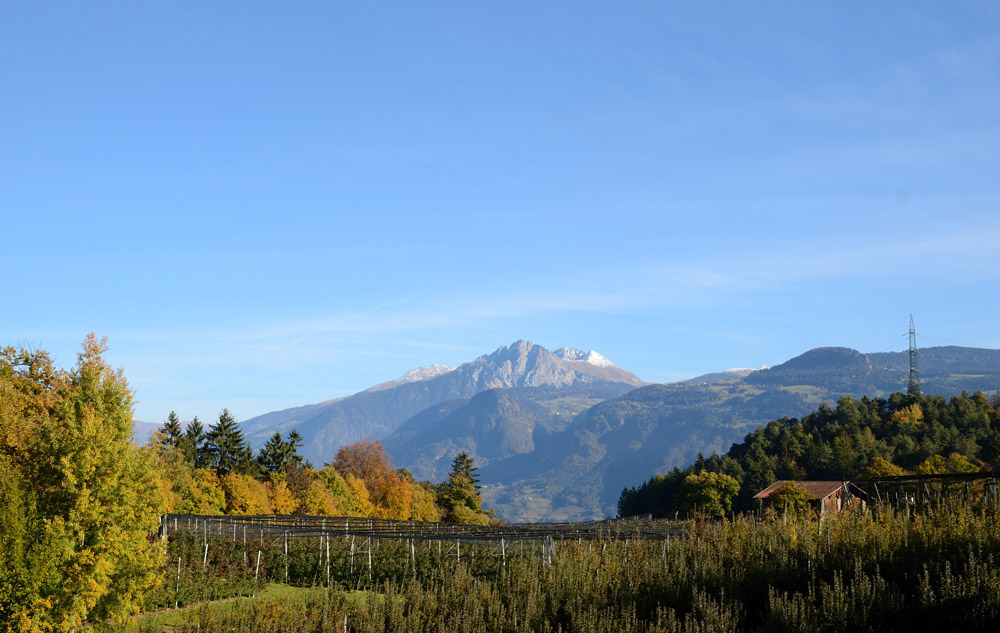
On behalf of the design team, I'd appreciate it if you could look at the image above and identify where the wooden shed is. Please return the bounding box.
[754,480,858,515]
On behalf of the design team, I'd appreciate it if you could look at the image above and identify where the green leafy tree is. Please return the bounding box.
[916,453,980,475]
[317,466,358,516]
[861,456,908,478]
[765,482,814,517]
[409,480,442,522]
[678,471,740,518]
[0,335,166,629]
[0,455,42,630]
[147,429,193,513]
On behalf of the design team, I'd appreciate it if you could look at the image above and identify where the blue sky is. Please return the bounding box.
[3,2,999,424]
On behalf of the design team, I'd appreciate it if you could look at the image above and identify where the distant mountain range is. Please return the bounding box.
[236,342,1000,522]
[131,419,163,445]
[242,340,646,466]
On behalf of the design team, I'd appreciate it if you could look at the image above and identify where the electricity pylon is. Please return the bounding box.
[907,314,922,396]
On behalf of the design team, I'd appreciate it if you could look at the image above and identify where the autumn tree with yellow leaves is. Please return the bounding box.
[0,336,166,631]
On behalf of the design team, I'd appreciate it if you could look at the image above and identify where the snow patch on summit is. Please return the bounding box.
[583,351,615,368]
[554,347,616,368]
[366,364,455,392]
[399,364,455,382]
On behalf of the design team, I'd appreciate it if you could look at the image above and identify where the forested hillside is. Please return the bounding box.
[619,390,1000,518]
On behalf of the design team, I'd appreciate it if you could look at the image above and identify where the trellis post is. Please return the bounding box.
[175,556,181,609]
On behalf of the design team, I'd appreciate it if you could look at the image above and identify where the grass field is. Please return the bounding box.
[125,585,369,632]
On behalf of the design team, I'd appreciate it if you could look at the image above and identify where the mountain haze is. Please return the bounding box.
[384,388,549,481]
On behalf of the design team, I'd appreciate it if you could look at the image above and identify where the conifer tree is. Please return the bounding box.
[286,429,305,468]
[256,429,306,475]
[206,408,254,476]
[161,410,183,450]
[185,416,208,468]
[450,451,481,490]
[437,451,490,524]
[257,432,288,474]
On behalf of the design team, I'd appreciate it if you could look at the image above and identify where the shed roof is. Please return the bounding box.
[753,480,845,500]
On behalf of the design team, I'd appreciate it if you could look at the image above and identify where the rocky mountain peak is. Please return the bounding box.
[460,340,645,389]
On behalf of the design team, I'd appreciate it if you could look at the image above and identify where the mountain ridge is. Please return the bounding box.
[243,342,1000,522]
[242,340,645,464]
[469,344,1000,521]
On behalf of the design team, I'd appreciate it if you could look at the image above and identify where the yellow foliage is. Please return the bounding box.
[890,403,924,427]
[145,435,192,514]
[295,478,338,516]
[0,336,166,628]
[915,453,979,475]
[446,504,492,525]
[221,472,272,514]
[861,456,908,478]
[916,454,948,475]
[409,482,442,522]
[381,477,414,520]
[266,480,297,514]
[345,474,376,518]
[184,469,226,515]
[318,466,357,516]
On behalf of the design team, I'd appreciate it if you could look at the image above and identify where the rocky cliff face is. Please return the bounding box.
[450,341,645,391]
[242,340,645,464]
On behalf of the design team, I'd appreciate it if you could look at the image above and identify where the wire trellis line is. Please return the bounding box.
[160,513,683,545]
